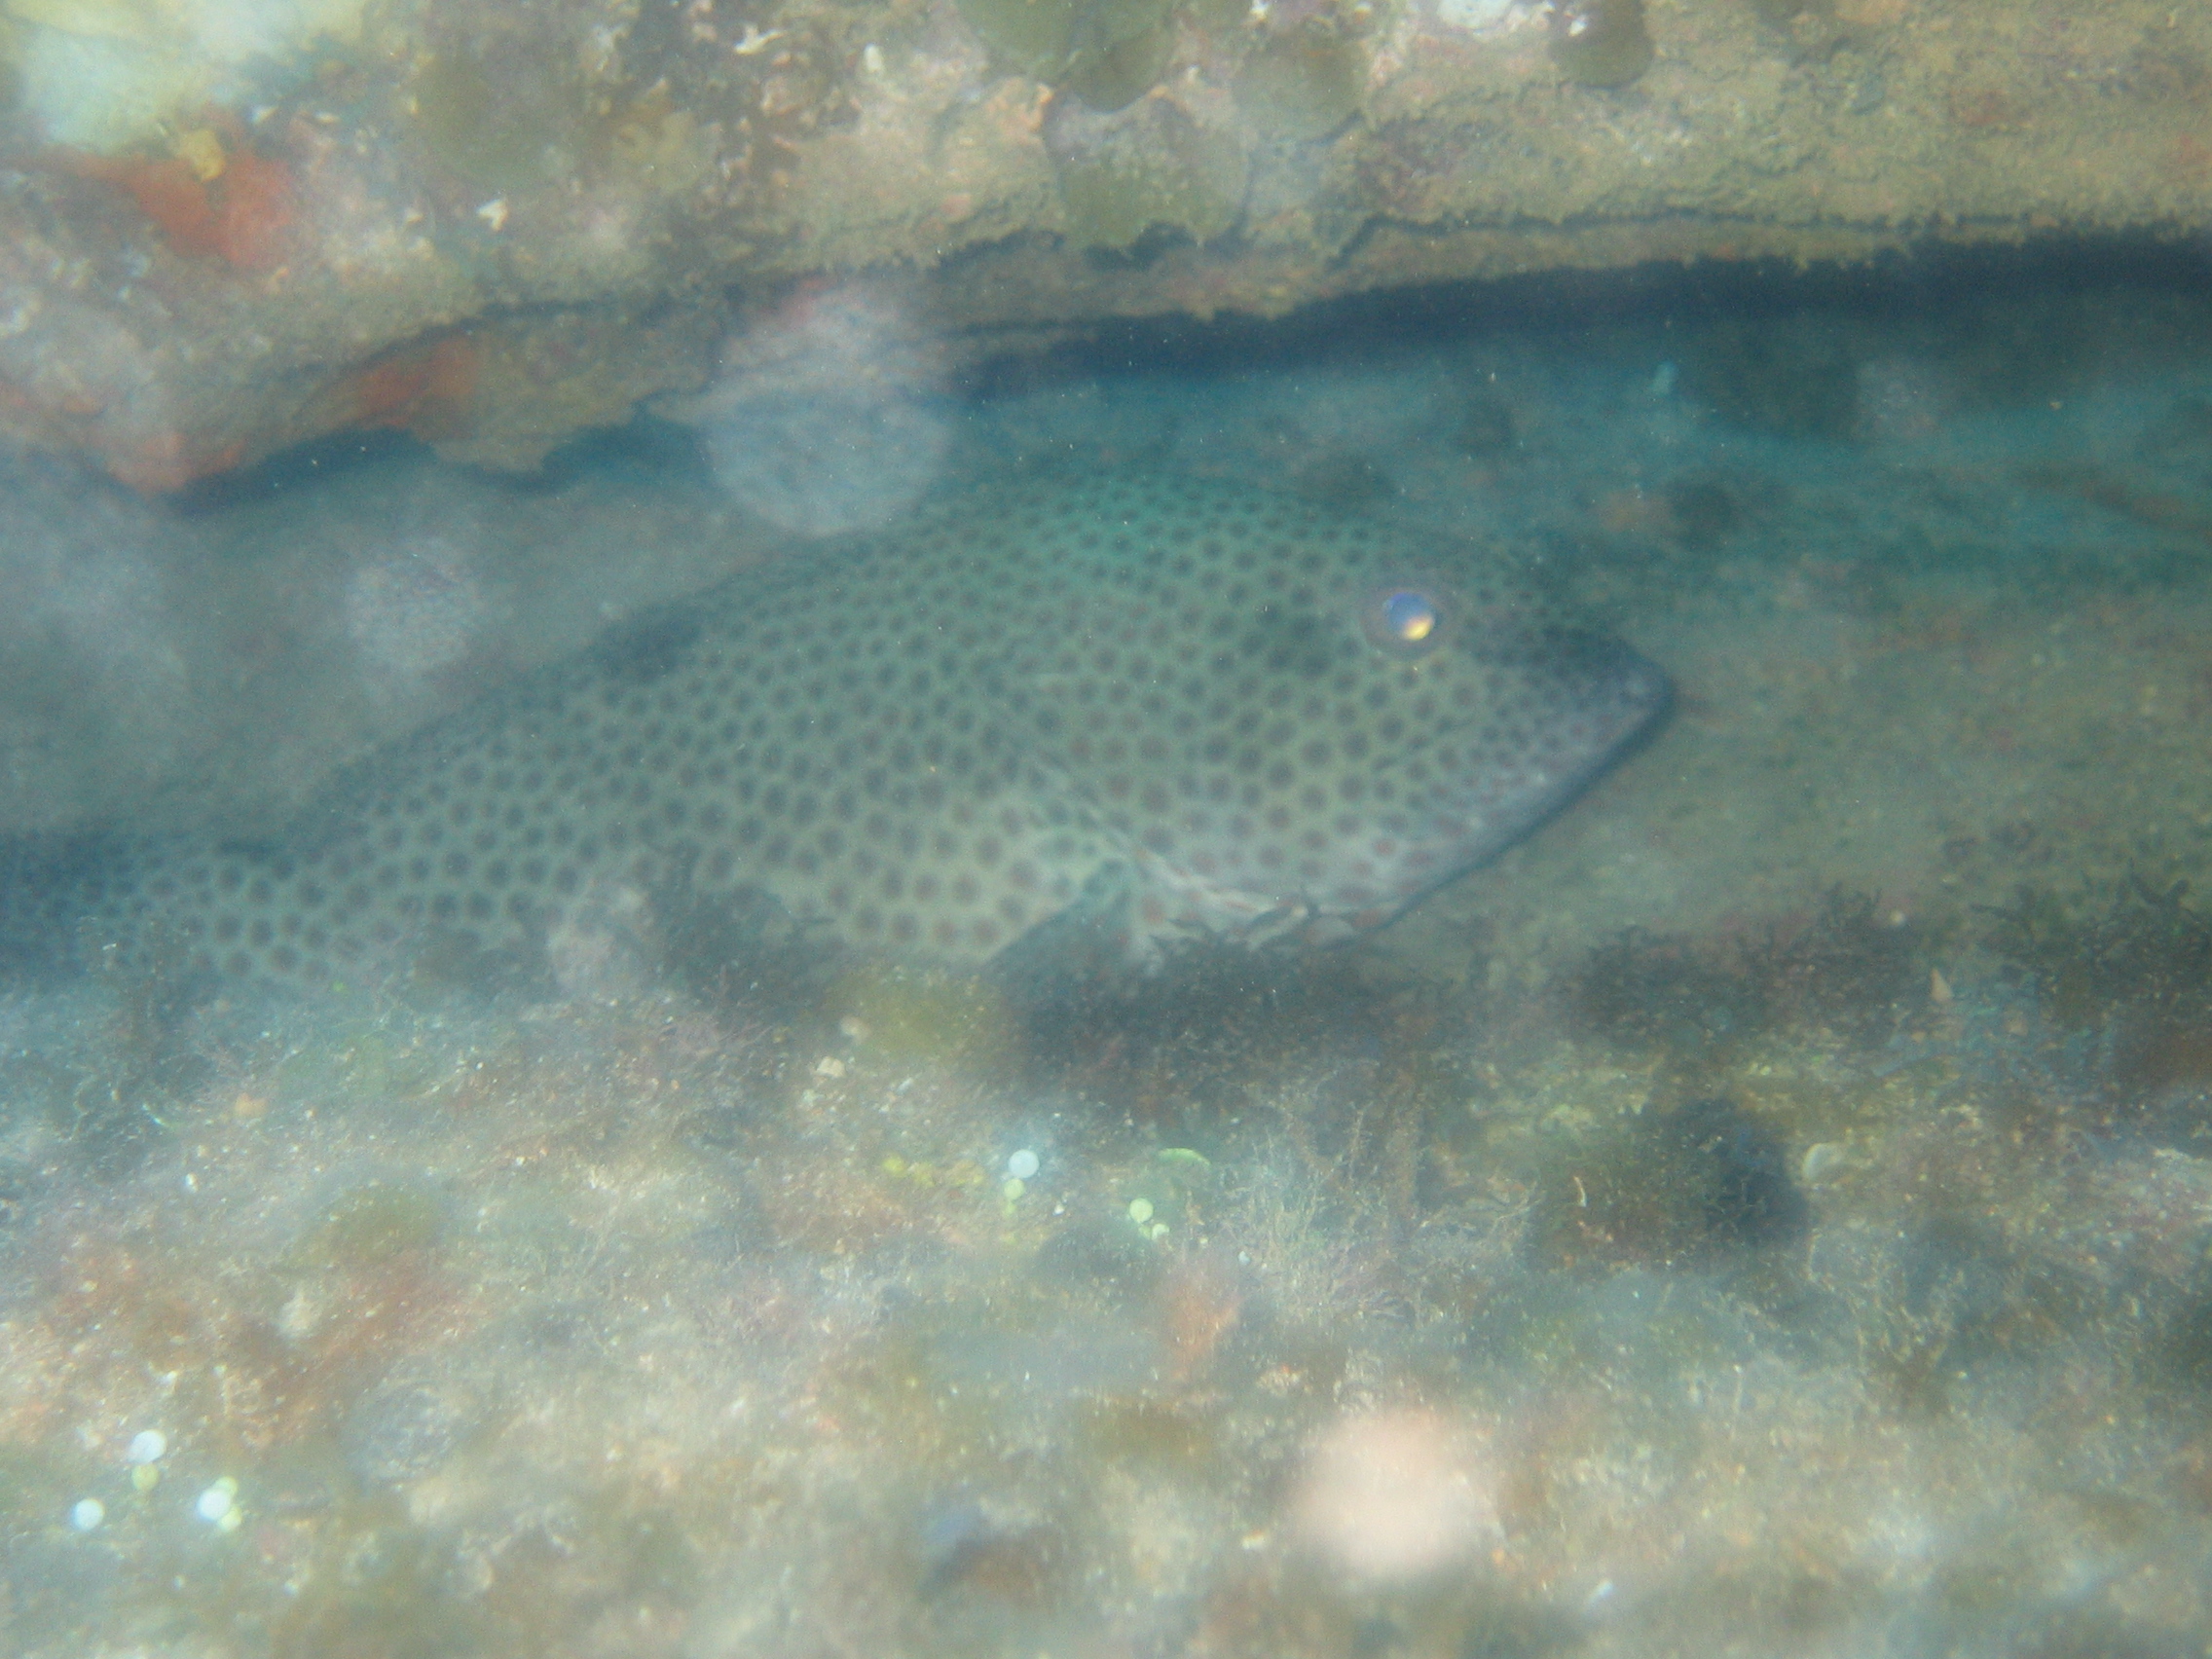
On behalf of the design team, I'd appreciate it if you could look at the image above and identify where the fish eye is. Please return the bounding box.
[1367,587,1445,657]
[1382,591,1437,643]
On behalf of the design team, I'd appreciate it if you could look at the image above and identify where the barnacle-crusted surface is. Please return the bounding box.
[0,0,2205,483]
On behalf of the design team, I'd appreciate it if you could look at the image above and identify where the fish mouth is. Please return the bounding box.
[1545,629,1675,765]
[1083,627,1674,963]
[1431,629,1674,862]
[1311,631,1674,929]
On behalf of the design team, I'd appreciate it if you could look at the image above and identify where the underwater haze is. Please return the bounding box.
[5,240,2212,1659]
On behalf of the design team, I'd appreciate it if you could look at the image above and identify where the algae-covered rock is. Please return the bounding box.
[1237,21,1369,142]
[955,0,1178,111]
[1046,93,1248,249]
[411,39,606,194]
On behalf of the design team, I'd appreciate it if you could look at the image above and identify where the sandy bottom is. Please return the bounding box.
[1,254,2210,1657]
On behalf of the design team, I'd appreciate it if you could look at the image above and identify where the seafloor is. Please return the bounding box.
[3,241,2212,1657]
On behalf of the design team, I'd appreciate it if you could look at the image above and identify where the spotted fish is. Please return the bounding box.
[11,472,1669,988]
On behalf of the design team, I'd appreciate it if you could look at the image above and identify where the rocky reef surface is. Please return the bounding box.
[1,0,2207,485]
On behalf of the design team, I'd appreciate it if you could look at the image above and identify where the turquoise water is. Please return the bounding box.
[2,242,2211,1656]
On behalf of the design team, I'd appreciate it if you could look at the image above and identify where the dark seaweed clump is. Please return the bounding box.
[1757,890,1925,1035]
[1530,1095,1807,1272]
[1661,472,1748,549]
[1983,878,2212,1150]
[1567,928,1769,1059]
[1566,888,1924,1067]
[1015,945,1464,1149]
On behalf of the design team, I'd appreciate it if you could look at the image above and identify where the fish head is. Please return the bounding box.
[1025,531,1671,956]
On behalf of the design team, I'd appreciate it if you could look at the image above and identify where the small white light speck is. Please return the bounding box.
[129,1429,167,1465]
[70,1498,104,1531]
[1006,1149,1040,1181]
[476,199,509,231]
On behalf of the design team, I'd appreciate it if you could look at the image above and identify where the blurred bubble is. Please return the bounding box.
[699,283,952,537]
[344,535,494,688]
[1856,355,1952,448]
[195,1476,240,1526]
[0,443,192,830]
[1290,1405,1500,1586]
[0,447,173,673]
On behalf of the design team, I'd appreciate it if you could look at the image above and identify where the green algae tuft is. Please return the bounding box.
[1548,0,1653,88]
[1238,23,1369,141]
[294,1180,448,1272]
[830,966,1019,1073]
[954,0,1179,111]
[1529,1096,1807,1272]
[1046,95,1248,250]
